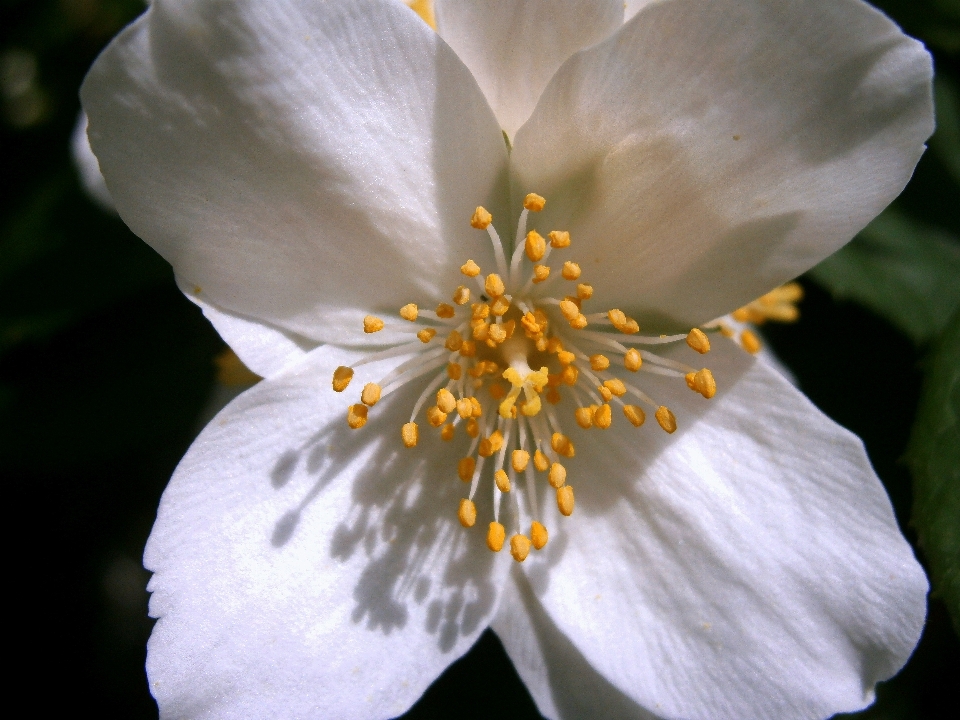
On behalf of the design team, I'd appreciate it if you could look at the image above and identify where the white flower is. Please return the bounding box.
[81,0,934,718]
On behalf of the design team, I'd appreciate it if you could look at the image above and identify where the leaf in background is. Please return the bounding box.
[809,207,960,345]
[931,76,960,187]
[907,308,960,634]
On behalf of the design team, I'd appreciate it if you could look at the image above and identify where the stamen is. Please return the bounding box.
[607,309,639,334]
[523,193,546,212]
[461,259,481,277]
[487,522,506,552]
[594,403,613,429]
[347,404,368,429]
[401,422,419,447]
[557,485,575,516]
[686,328,711,354]
[590,354,610,371]
[510,534,532,562]
[624,348,642,371]
[576,283,593,300]
[685,368,717,399]
[655,406,677,433]
[458,499,477,527]
[512,449,530,472]
[532,265,550,283]
[400,304,418,321]
[548,462,566,488]
[361,383,381,406]
[495,469,511,492]
[533,450,549,472]
[531,521,548,550]
[470,207,492,229]
[741,329,762,354]
[485,274,506,298]
[561,261,581,280]
[458,457,476,482]
[436,303,456,319]
[526,231,546,261]
[363,315,385,333]
[623,404,646,427]
[453,286,471,305]
[548,230,570,248]
[332,366,354,392]
[417,328,437,343]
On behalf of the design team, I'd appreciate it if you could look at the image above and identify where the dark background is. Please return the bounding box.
[1,1,957,718]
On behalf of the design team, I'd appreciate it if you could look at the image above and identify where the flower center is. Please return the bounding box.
[332,193,717,562]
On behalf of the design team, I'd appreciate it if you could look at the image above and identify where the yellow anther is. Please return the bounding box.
[561,261,582,280]
[458,457,476,482]
[594,403,613,429]
[557,350,576,365]
[533,450,549,472]
[655,406,677,434]
[575,406,595,429]
[461,259,482,277]
[456,397,473,419]
[399,303,418,321]
[488,382,507,400]
[559,300,580,321]
[570,313,588,329]
[363,315,385,333]
[458,498,477,527]
[589,354,610,371]
[557,485,575,516]
[409,0,436,29]
[466,418,480,438]
[459,340,477,357]
[417,328,437,343]
[441,423,455,441]
[437,388,457,414]
[576,283,593,300]
[453,286,471,305]
[470,396,483,416]
[471,302,490,319]
[510,534,532,562]
[732,308,752,323]
[545,387,561,404]
[548,462,566,489]
[472,322,489,342]
[361,382,382,406]
[444,330,463,351]
[347,404,368,429]
[332,366,354,392]
[624,348,642,372]
[719,323,735,337]
[603,378,627,397]
[548,230,570,248]
[491,296,511,316]
[535,336,549,352]
[447,363,462,380]
[598,385,613,402]
[694,368,717,399]
[741,329,762,354]
[525,230,546,261]
[531,521,548,550]
[551,432,575,458]
[521,312,542,335]
[471,206,493,229]
[478,430,504,457]
[401,422,419,447]
[523,193,546,212]
[607,309,639,334]
[436,303,456,319]
[487,323,507,345]
[560,364,579,386]
[532,265,551,283]
[512,449,530,472]
[495,469,511,492]
[487,522,506,552]
[426,405,448,427]
[546,337,563,353]
[686,328,711,354]
[485,273,506,298]
[623,404,646,427]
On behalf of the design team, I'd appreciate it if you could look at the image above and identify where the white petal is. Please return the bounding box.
[493,570,661,720]
[521,341,927,720]
[81,0,508,345]
[177,276,316,378]
[512,0,933,328]
[434,0,623,137]
[623,0,663,21]
[145,344,511,719]
[71,111,116,212]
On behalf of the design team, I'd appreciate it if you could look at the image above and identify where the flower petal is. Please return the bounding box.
[81,0,508,345]
[520,340,927,720]
[177,276,316,378]
[433,0,623,137]
[493,570,661,720]
[71,111,116,213]
[512,0,933,329]
[145,343,511,718]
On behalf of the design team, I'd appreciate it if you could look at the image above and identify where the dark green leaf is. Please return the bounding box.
[907,308,960,634]
[931,77,960,187]
[809,208,960,344]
